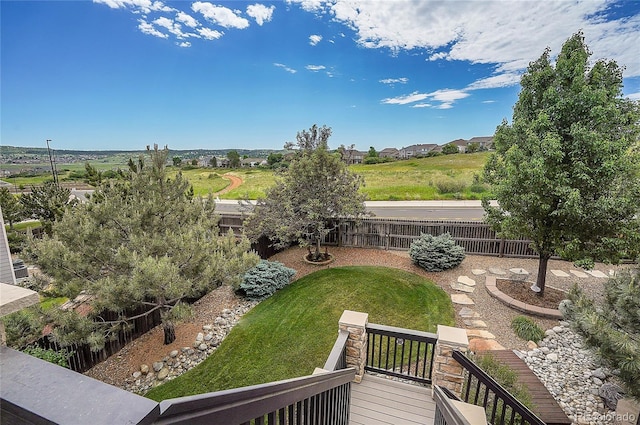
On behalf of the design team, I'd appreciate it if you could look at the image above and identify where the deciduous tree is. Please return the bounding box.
[29,146,259,348]
[245,125,367,260]
[483,32,640,296]
[227,150,241,168]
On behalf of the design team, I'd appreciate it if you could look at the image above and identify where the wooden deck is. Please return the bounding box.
[349,375,435,425]
[489,350,571,425]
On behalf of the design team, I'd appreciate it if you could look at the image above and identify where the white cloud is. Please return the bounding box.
[153,16,194,39]
[177,41,191,48]
[192,2,249,29]
[306,65,326,72]
[627,92,640,101]
[94,0,173,13]
[285,0,324,12]
[247,4,275,26]
[383,89,469,109]
[137,19,168,38]
[309,34,323,46]
[466,73,522,90]
[274,63,297,74]
[176,11,199,28]
[482,100,496,104]
[198,27,223,40]
[287,0,640,77]
[382,91,429,105]
[380,77,408,85]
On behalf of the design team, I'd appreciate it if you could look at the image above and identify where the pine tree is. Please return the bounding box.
[565,268,640,400]
[29,145,259,348]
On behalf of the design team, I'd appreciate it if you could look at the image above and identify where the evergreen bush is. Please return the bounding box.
[566,268,640,400]
[409,233,465,272]
[240,260,296,300]
[511,316,545,342]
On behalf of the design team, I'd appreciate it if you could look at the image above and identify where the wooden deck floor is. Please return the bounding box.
[349,375,435,425]
[489,350,571,425]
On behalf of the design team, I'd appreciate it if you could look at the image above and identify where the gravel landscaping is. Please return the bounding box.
[85,246,618,394]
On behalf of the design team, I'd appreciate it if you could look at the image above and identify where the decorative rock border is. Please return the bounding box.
[303,254,334,266]
[485,276,563,319]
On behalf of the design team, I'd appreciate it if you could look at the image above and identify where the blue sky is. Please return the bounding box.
[2,0,639,151]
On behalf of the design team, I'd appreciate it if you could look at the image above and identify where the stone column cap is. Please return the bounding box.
[339,310,368,328]
[437,325,469,347]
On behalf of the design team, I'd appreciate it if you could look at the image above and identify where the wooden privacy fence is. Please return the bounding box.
[35,303,163,373]
[218,214,539,259]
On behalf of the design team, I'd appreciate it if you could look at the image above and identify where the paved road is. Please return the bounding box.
[67,191,491,220]
[213,200,493,221]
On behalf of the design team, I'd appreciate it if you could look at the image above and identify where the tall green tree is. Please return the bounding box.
[441,143,459,155]
[20,181,74,234]
[0,188,23,228]
[245,125,367,260]
[483,32,640,296]
[29,146,258,348]
[367,146,378,158]
[227,150,241,168]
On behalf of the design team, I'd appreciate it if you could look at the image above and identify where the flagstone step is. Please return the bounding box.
[451,294,474,305]
[569,270,589,278]
[457,276,476,287]
[463,319,487,328]
[471,269,486,276]
[469,338,505,351]
[488,267,506,275]
[550,270,570,277]
[451,283,474,293]
[585,270,608,278]
[458,307,480,318]
[466,329,496,339]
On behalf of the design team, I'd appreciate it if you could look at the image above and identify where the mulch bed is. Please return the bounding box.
[496,279,568,309]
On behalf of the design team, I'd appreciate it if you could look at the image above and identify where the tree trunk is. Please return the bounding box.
[534,254,551,297]
[163,320,176,345]
[315,235,321,260]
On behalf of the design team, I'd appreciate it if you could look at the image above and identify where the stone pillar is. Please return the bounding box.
[432,325,469,398]
[338,310,368,383]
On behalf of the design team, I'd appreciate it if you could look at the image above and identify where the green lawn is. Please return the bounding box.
[145,266,454,401]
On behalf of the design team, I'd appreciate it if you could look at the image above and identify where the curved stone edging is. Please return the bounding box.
[303,254,335,266]
[485,276,563,319]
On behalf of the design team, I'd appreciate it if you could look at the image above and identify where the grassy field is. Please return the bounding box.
[2,152,491,200]
[219,152,490,200]
[145,266,454,401]
[168,169,229,197]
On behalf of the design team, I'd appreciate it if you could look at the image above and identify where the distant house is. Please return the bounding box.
[398,144,438,159]
[467,136,493,150]
[447,139,469,153]
[341,149,366,165]
[241,158,267,167]
[379,148,399,159]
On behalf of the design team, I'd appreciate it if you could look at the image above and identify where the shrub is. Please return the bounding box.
[511,316,545,342]
[470,352,535,421]
[409,233,465,272]
[434,178,466,194]
[22,345,72,368]
[1,307,44,348]
[239,260,296,299]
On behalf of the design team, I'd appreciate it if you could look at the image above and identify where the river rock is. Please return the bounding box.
[152,361,164,372]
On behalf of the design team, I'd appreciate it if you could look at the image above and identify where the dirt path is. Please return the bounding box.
[213,173,243,196]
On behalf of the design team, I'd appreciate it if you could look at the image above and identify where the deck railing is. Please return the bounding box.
[433,385,480,425]
[323,329,349,371]
[365,323,438,384]
[155,368,355,425]
[452,350,545,425]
